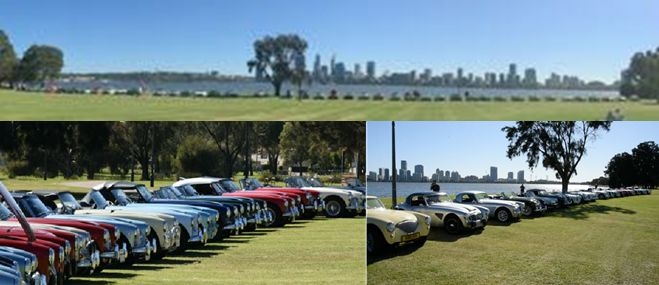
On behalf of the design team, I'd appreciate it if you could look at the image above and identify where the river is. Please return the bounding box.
[366,182,592,198]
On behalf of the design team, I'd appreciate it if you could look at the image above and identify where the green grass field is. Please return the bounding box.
[369,192,659,285]
[1,90,658,120]
[0,177,366,285]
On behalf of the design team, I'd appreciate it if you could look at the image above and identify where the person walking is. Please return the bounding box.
[430,180,440,192]
[520,184,525,195]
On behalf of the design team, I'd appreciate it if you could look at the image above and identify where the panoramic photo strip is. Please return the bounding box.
[366,121,659,284]
[0,1,658,120]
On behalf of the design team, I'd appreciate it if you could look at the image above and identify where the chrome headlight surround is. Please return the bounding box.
[284,200,289,207]
[424,215,431,227]
[58,246,65,264]
[115,228,121,240]
[239,205,245,214]
[225,209,231,218]
[64,240,71,257]
[103,229,110,244]
[48,248,55,266]
[385,222,395,233]
[233,207,239,217]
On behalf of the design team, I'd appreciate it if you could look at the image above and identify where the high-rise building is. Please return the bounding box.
[378,168,384,181]
[401,160,407,171]
[399,169,405,181]
[457,68,464,85]
[330,55,336,77]
[523,68,537,87]
[508,63,519,86]
[366,61,376,79]
[313,54,321,81]
[517,170,525,183]
[414,165,424,182]
[507,172,514,181]
[384,169,390,182]
[490,166,498,182]
[368,171,377,181]
[354,63,362,79]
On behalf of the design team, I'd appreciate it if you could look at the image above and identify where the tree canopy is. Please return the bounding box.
[620,47,659,99]
[605,141,659,188]
[17,45,64,83]
[502,121,611,192]
[247,34,308,96]
[0,30,17,85]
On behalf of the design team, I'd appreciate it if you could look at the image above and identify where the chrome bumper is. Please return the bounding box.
[77,249,101,269]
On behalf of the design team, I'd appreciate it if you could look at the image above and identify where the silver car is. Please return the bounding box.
[453,191,523,223]
[395,192,487,234]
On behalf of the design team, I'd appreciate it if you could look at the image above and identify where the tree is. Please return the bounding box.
[200,122,248,178]
[620,47,659,99]
[16,45,64,83]
[502,121,611,192]
[254,122,284,175]
[77,122,112,179]
[604,152,637,188]
[279,122,312,175]
[0,30,17,86]
[247,34,308,96]
[631,141,659,188]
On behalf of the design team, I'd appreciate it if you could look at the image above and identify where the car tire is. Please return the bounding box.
[264,204,285,227]
[300,211,317,220]
[412,236,427,248]
[173,227,190,254]
[244,223,257,232]
[324,197,346,218]
[367,226,388,254]
[149,232,165,260]
[443,216,463,234]
[495,208,512,223]
[522,204,533,216]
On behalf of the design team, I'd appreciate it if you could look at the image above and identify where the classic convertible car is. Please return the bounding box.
[366,196,429,254]
[491,192,547,216]
[453,191,523,223]
[284,176,365,218]
[395,192,488,234]
[524,189,570,208]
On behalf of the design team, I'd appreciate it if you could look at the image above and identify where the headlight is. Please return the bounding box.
[103,229,110,243]
[24,258,32,274]
[240,205,245,214]
[115,228,121,240]
[145,226,151,235]
[256,203,261,210]
[296,196,301,203]
[424,216,431,226]
[226,209,231,217]
[284,200,288,207]
[306,193,312,200]
[197,215,203,224]
[215,212,219,221]
[59,246,64,263]
[48,248,55,265]
[233,207,239,216]
[385,222,395,233]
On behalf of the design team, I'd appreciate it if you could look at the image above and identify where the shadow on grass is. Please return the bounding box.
[367,243,425,265]
[125,264,173,271]
[427,228,483,242]
[80,271,139,279]
[280,224,306,229]
[67,279,117,285]
[192,244,232,251]
[546,203,636,220]
[239,231,268,236]
[148,257,199,265]
[179,250,221,258]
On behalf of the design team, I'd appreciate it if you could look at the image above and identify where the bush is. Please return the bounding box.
[390,96,401,101]
[180,91,192,97]
[449,94,463,101]
[434,96,446,102]
[601,97,611,102]
[313,94,325,100]
[493,96,507,102]
[529,96,541,102]
[126,88,141,96]
[373,94,384,101]
[328,94,338,100]
[357,95,370,101]
[588,96,601,102]
[574,96,586,102]
[420,97,432,102]
[545,96,557,102]
[343,94,354,100]
[510,96,525,102]
[208,90,222,98]
[6,160,32,178]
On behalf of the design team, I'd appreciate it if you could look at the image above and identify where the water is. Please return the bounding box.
[55,80,619,98]
[366,182,592,198]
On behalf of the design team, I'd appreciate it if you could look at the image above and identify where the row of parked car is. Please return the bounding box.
[0,176,366,285]
[367,187,653,254]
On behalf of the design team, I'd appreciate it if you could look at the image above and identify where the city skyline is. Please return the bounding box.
[369,160,527,183]
[1,0,658,83]
[367,122,659,183]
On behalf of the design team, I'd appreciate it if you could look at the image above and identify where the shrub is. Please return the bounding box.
[420,97,432,102]
[126,88,141,96]
[373,94,384,101]
[357,95,370,101]
[588,96,601,102]
[390,96,401,101]
[6,160,32,178]
[601,97,611,102]
[180,91,192,97]
[545,96,557,102]
[573,96,586,102]
[493,96,507,102]
[208,90,222,98]
[529,96,541,102]
[449,94,463,101]
[313,94,325,100]
[510,96,525,102]
[434,96,446,102]
[343,94,354,100]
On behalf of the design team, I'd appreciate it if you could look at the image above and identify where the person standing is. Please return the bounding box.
[520,184,525,195]
[430,180,440,192]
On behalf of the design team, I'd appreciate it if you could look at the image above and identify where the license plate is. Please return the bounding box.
[401,232,420,242]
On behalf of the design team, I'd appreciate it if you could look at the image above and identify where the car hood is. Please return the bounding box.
[479,199,519,207]
[427,202,478,214]
[368,208,417,223]
[301,186,362,197]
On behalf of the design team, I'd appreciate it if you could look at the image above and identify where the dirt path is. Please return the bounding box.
[60,180,106,189]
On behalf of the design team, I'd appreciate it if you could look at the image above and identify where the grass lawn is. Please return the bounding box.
[369,192,659,285]
[0,177,366,285]
[1,89,658,120]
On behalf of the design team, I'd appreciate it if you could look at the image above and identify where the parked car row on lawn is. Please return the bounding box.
[367,187,652,255]
[0,176,366,285]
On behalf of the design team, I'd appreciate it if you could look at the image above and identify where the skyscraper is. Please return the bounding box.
[366,61,376,79]
[523,68,537,87]
[517,170,525,183]
[401,160,407,171]
[507,172,514,181]
[313,54,321,81]
[508,64,518,86]
[413,165,424,182]
[378,168,384,181]
[384,169,390,181]
[490,166,498,182]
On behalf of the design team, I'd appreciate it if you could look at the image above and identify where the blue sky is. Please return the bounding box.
[1,1,657,83]
[367,121,659,183]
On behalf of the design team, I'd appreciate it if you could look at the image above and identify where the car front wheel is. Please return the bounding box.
[496,208,511,223]
[522,204,533,216]
[324,198,346,218]
[444,216,463,234]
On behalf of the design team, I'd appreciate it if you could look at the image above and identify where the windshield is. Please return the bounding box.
[474,193,489,200]
[168,187,185,199]
[24,195,53,217]
[89,191,109,209]
[241,178,263,190]
[366,198,385,209]
[287,177,311,187]
[110,189,133,205]
[426,194,451,203]
[218,180,241,192]
[0,203,15,220]
[537,190,549,195]
[136,185,153,201]
[180,185,198,196]
[308,178,324,187]
[58,193,81,209]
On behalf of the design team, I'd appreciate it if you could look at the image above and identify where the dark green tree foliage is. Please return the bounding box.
[620,47,659,99]
[17,45,63,83]
[0,30,17,85]
[254,122,284,175]
[631,141,659,188]
[502,121,611,192]
[200,122,248,178]
[175,135,221,177]
[77,123,111,179]
[605,152,637,188]
[247,34,308,96]
[279,122,311,175]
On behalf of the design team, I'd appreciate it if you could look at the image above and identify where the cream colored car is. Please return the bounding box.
[366,196,430,254]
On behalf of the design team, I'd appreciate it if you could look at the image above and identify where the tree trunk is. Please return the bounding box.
[268,154,278,175]
[561,176,569,193]
[273,81,282,97]
[139,158,150,181]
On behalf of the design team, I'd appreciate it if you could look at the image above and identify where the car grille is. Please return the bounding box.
[396,220,418,234]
